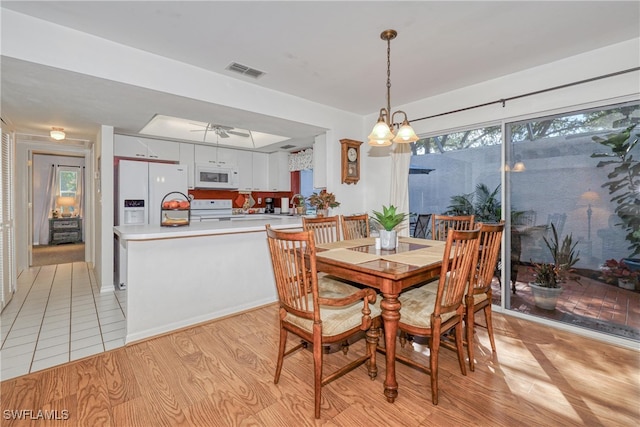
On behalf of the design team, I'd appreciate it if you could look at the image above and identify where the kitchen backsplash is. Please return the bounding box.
[188,189,294,209]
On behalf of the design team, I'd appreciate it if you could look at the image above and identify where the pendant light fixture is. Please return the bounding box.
[368,29,419,147]
[50,127,66,140]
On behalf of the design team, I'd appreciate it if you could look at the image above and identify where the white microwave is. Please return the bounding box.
[194,163,239,189]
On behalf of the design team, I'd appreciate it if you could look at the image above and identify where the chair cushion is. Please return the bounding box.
[397,285,456,329]
[471,292,488,305]
[285,292,381,337]
[318,275,361,298]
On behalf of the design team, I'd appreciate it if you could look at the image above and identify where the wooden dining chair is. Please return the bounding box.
[394,228,481,405]
[302,215,341,244]
[413,214,432,239]
[463,222,504,371]
[431,214,475,241]
[340,213,370,240]
[265,225,380,418]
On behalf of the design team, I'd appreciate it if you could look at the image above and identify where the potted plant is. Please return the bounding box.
[293,194,306,215]
[529,262,563,310]
[601,258,639,290]
[307,190,339,217]
[528,223,580,310]
[372,205,408,250]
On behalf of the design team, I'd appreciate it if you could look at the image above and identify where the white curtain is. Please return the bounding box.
[38,165,57,245]
[389,144,412,236]
[77,166,85,218]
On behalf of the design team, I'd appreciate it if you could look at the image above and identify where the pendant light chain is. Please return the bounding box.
[367,29,419,146]
[386,36,392,120]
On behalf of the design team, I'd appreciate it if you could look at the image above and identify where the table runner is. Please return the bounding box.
[399,236,446,247]
[316,237,374,250]
[316,248,381,264]
[381,247,444,267]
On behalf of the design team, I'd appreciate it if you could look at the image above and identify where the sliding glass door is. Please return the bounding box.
[409,100,640,343]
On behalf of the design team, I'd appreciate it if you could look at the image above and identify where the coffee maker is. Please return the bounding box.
[265,197,275,213]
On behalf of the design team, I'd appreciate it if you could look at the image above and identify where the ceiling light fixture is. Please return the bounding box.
[368,29,419,147]
[50,127,66,140]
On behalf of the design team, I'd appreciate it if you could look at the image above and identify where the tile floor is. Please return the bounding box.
[0,262,126,380]
[492,265,640,341]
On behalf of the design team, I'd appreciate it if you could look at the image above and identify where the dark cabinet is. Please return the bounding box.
[49,217,83,245]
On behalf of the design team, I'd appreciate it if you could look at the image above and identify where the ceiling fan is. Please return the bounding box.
[190,123,250,138]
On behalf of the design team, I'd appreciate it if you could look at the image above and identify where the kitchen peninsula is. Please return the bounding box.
[114,215,303,343]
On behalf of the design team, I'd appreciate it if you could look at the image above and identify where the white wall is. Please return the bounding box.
[96,126,114,292]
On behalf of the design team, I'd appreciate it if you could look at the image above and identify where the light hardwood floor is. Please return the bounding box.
[1,303,638,426]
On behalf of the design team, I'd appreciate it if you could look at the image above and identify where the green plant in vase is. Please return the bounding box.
[307,190,339,217]
[528,223,580,310]
[372,205,408,250]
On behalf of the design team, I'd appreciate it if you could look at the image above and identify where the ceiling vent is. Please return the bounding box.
[226,62,265,79]
[280,144,296,150]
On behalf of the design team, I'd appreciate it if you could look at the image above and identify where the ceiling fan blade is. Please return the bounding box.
[218,130,230,138]
[211,124,233,131]
[227,130,250,137]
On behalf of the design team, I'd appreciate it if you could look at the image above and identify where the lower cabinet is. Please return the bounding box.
[49,218,83,245]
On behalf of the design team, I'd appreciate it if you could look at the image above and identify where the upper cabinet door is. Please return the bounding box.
[194,145,238,166]
[179,143,195,189]
[313,134,327,189]
[252,152,269,191]
[268,152,291,191]
[114,134,148,158]
[236,150,253,191]
[114,134,179,161]
[146,139,180,161]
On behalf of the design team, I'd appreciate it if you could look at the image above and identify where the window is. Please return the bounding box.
[409,100,640,343]
[58,169,78,198]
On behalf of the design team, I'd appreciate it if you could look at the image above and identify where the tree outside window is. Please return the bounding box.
[59,170,78,198]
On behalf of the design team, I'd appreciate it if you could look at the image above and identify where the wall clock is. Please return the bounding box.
[340,139,363,184]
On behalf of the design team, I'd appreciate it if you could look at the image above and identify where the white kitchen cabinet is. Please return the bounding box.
[268,151,291,191]
[236,150,253,191]
[179,143,195,189]
[237,151,269,191]
[114,134,180,161]
[252,152,269,191]
[194,144,238,166]
[313,134,327,189]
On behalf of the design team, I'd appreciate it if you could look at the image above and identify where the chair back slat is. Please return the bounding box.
[472,222,505,295]
[341,214,370,239]
[434,228,481,317]
[266,226,319,320]
[302,215,341,244]
[431,214,475,241]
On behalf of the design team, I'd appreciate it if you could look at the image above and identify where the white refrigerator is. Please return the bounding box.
[115,159,188,289]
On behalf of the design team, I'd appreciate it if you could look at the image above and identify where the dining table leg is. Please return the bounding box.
[380,291,401,403]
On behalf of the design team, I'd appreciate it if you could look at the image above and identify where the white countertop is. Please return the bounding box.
[114,214,305,240]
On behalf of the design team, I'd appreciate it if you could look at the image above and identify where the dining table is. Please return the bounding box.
[314,236,447,403]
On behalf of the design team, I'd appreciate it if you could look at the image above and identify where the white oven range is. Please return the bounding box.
[190,199,234,221]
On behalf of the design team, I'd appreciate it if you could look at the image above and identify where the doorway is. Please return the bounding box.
[30,153,87,267]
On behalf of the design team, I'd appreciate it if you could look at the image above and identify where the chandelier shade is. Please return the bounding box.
[368,29,418,146]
